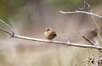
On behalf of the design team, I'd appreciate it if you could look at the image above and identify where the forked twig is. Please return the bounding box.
[0,19,14,37]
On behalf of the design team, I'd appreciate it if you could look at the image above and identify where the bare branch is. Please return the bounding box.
[10,35,102,51]
[59,11,102,18]
[0,19,102,51]
[81,34,95,45]
[0,19,14,34]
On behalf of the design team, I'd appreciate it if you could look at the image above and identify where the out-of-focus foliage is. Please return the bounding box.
[46,0,102,10]
[45,0,82,10]
[0,0,25,20]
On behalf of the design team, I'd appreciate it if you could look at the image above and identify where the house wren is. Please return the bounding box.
[44,27,57,40]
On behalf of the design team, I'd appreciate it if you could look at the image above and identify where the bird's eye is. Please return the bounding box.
[46,28,51,31]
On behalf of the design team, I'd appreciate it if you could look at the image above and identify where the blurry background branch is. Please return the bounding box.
[59,11,102,18]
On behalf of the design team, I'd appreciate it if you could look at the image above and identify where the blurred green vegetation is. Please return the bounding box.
[0,50,7,66]
[46,0,102,11]
[0,0,102,21]
[46,0,82,10]
[0,0,25,21]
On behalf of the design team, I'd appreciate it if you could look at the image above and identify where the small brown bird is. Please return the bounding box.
[44,27,57,40]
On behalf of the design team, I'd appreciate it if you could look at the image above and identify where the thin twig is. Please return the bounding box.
[81,34,95,45]
[59,11,102,18]
[84,0,102,44]
[0,28,12,36]
[90,10,102,42]
[0,19,14,35]
[79,0,90,10]
[79,1,96,45]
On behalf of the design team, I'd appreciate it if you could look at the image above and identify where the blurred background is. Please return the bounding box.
[0,0,102,66]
